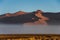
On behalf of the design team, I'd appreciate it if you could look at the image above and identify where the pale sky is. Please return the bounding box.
[0,0,60,14]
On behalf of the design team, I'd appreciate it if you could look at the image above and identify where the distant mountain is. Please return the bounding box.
[0,11,26,18]
[43,12,60,25]
[0,10,60,25]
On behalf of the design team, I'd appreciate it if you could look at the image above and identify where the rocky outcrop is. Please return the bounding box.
[0,11,26,18]
[5,13,12,17]
[14,11,25,16]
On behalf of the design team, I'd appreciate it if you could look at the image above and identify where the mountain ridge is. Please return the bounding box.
[0,10,60,25]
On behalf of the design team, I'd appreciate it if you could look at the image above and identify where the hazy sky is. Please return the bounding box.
[0,0,60,14]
